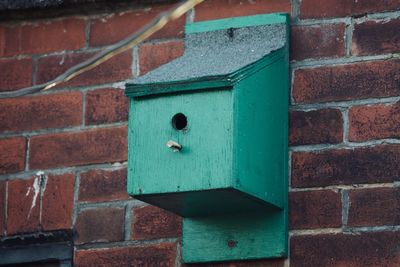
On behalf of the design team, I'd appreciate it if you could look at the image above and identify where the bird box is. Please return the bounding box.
[125,13,289,263]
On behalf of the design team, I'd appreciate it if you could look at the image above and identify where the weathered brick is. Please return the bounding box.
[186,259,285,267]
[90,5,184,47]
[0,181,5,236]
[300,0,400,19]
[349,103,400,142]
[0,92,82,133]
[291,232,400,267]
[29,127,127,170]
[0,137,26,174]
[289,109,343,146]
[352,19,400,56]
[348,187,400,227]
[85,88,128,125]
[194,0,291,21]
[7,177,40,235]
[292,145,400,188]
[139,41,184,75]
[293,59,400,104]
[0,57,32,92]
[132,205,181,240]
[79,168,129,202]
[289,190,342,230]
[74,243,177,267]
[0,18,86,57]
[41,173,75,231]
[291,24,345,61]
[75,207,124,244]
[36,50,132,87]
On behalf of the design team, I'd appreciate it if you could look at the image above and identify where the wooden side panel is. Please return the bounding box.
[233,56,288,209]
[128,89,233,196]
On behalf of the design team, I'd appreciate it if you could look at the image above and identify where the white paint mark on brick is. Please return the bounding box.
[26,171,43,219]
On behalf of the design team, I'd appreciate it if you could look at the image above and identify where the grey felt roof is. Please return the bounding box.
[133,23,286,85]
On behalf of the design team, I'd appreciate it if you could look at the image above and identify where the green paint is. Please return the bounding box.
[185,13,288,34]
[126,12,289,263]
[128,89,234,197]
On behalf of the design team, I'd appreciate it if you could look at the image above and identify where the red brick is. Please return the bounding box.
[0,18,85,57]
[352,19,400,56]
[7,177,41,235]
[194,0,291,21]
[290,24,345,61]
[300,0,400,19]
[0,57,32,92]
[289,190,341,230]
[90,5,184,47]
[186,259,285,267]
[75,207,124,244]
[348,187,400,227]
[132,205,181,240]
[36,50,132,88]
[85,88,128,125]
[349,103,400,142]
[292,145,400,188]
[74,243,177,267]
[29,127,127,170]
[41,173,75,231]
[0,92,82,133]
[79,168,129,202]
[0,181,5,236]
[293,59,400,104]
[139,41,184,75]
[0,137,26,174]
[291,232,400,267]
[289,109,343,146]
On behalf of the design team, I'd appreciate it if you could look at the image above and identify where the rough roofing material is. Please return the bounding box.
[133,23,286,85]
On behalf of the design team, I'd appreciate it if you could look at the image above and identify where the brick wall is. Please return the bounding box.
[0,0,399,266]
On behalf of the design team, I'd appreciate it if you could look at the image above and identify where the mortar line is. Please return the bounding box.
[84,18,91,49]
[290,96,400,111]
[289,228,342,236]
[132,45,139,77]
[124,201,134,241]
[74,237,179,250]
[289,182,397,192]
[291,53,399,69]
[81,90,87,127]
[78,199,145,210]
[341,189,350,228]
[293,10,400,26]
[72,172,81,226]
[38,172,48,228]
[31,55,39,85]
[175,241,183,267]
[24,138,30,171]
[345,17,354,57]
[344,225,400,233]
[0,36,182,61]
[4,181,8,235]
[341,108,350,144]
[186,7,195,23]
[290,225,400,236]
[290,0,300,22]
[0,121,127,139]
[290,138,400,152]
[0,162,127,181]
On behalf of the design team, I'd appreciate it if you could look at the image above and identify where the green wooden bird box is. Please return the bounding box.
[125,13,289,263]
